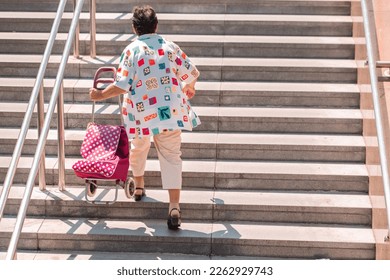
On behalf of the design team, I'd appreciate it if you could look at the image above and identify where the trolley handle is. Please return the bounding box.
[93,66,117,89]
[91,67,123,125]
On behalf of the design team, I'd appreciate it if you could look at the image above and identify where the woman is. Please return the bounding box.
[89,5,200,230]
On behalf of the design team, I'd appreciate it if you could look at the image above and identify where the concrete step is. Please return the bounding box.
[0,216,375,259]
[0,249,249,260]
[0,12,358,36]
[0,156,369,192]
[2,186,372,225]
[0,128,367,162]
[0,0,354,15]
[0,103,363,134]
[0,78,361,108]
[0,32,362,59]
[0,55,359,83]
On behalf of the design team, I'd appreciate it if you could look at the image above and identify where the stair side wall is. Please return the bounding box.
[354,0,390,259]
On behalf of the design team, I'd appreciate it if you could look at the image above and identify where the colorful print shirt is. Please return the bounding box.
[114,34,201,139]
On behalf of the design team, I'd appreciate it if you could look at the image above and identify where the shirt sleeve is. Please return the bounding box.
[173,44,200,84]
[113,47,135,92]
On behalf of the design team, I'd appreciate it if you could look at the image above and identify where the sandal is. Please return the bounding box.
[167,208,181,230]
[134,187,145,201]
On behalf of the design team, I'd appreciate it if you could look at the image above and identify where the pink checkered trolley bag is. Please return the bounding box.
[72,67,135,204]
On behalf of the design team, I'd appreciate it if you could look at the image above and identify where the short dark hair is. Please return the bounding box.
[132,5,158,36]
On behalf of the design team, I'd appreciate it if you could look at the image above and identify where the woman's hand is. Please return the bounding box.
[89,84,126,101]
[182,84,196,99]
[89,88,104,101]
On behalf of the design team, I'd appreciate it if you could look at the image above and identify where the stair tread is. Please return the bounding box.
[0,127,367,148]
[3,185,372,210]
[0,54,359,68]
[0,0,360,6]
[0,77,361,93]
[0,32,364,45]
[0,250,220,260]
[215,160,369,176]
[0,102,364,119]
[0,155,370,176]
[0,216,375,245]
[0,11,359,23]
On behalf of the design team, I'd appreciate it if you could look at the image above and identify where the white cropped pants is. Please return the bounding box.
[130,130,182,189]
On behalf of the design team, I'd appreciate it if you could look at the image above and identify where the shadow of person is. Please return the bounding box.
[54,193,242,259]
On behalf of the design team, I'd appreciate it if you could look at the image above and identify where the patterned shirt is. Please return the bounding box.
[114,34,201,139]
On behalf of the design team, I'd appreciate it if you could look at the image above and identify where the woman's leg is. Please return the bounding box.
[130,135,151,199]
[168,189,180,213]
[153,130,182,228]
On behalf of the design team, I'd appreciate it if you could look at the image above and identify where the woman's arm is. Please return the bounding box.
[89,84,126,101]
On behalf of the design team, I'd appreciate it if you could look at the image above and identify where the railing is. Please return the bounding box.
[0,0,89,260]
[0,0,67,223]
[361,0,390,242]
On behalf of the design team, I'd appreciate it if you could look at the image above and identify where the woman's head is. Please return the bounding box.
[132,5,158,36]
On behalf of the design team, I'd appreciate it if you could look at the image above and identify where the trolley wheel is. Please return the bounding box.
[124,177,135,199]
[86,180,98,197]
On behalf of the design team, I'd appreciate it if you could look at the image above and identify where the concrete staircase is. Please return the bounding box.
[0,0,377,259]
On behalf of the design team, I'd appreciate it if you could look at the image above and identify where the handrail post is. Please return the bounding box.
[90,0,96,58]
[73,0,80,58]
[361,0,390,241]
[38,83,46,191]
[58,82,66,191]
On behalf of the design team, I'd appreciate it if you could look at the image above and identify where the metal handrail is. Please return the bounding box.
[5,0,86,260]
[0,0,67,223]
[361,0,390,241]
